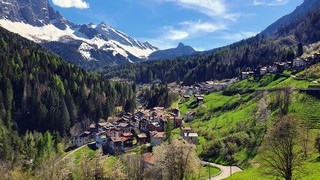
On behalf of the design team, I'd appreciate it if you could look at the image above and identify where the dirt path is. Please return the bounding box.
[56,143,94,165]
[201,161,243,180]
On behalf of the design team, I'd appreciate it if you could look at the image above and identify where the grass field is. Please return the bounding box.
[176,71,320,179]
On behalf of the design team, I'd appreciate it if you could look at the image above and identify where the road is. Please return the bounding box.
[201,161,243,180]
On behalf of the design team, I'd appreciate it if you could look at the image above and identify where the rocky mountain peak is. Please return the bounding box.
[0,0,72,28]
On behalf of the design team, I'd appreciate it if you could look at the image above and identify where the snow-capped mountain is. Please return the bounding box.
[0,0,158,69]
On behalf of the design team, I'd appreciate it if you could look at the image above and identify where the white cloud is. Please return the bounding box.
[164,27,190,40]
[52,0,89,9]
[149,20,227,49]
[253,0,289,6]
[218,31,258,41]
[181,20,227,34]
[158,0,239,21]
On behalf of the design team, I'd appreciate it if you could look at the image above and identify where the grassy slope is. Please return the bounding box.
[177,71,320,179]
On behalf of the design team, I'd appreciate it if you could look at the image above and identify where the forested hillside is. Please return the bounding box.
[102,4,320,85]
[0,26,135,160]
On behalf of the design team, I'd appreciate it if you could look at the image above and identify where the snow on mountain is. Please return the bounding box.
[0,0,158,68]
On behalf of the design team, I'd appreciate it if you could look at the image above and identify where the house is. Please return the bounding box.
[139,118,149,132]
[95,131,108,148]
[260,67,267,75]
[180,127,192,136]
[89,123,97,133]
[171,108,180,117]
[150,131,165,146]
[183,133,199,145]
[267,65,277,73]
[184,111,196,122]
[73,131,91,147]
[293,58,306,68]
[108,137,125,155]
[137,133,147,145]
[194,94,204,104]
[118,122,131,132]
[241,71,254,80]
[183,95,191,102]
[122,132,134,147]
[143,153,155,169]
[174,116,183,128]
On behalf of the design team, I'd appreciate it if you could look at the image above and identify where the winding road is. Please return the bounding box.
[201,161,243,180]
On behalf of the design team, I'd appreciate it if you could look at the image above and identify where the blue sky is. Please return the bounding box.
[49,0,304,50]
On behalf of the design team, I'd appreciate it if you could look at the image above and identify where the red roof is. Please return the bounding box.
[143,153,155,165]
[138,133,147,139]
[122,132,134,137]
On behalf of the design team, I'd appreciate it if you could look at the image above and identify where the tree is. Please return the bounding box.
[260,115,303,180]
[122,153,144,180]
[164,120,173,143]
[36,155,74,180]
[297,42,303,57]
[153,139,201,180]
[315,132,320,158]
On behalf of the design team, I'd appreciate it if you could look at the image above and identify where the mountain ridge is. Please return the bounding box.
[0,0,158,69]
[148,42,196,60]
[262,0,320,36]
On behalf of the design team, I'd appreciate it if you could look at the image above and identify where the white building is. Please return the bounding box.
[73,131,91,147]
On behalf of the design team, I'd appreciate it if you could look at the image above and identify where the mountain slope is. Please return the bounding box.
[148,43,196,60]
[104,1,320,85]
[0,0,158,69]
[262,0,320,36]
[0,25,135,135]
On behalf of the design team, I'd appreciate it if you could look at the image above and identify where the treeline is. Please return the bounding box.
[276,4,320,44]
[100,6,320,85]
[0,26,136,160]
[101,34,295,85]
[139,84,178,108]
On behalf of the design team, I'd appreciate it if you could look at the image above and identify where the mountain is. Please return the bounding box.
[262,0,320,36]
[148,43,196,60]
[0,0,158,69]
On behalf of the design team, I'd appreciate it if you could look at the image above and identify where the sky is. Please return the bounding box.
[49,0,304,50]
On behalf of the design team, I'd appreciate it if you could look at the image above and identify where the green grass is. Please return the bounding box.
[227,73,314,91]
[174,69,320,179]
[72,145,97,165]
[195,165,220,180]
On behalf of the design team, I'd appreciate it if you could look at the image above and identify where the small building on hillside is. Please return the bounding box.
[241,71,254,80]
[73,131,91,147]
[171,108,180,117]
[260,67,267,75]
[183,133,199,145]
[180,127,192,136]
[194,94,204,104]
[293,58,306,68]
[183,95,191,102]
[138,133,147,145]
[108,137,125,155]
[150,131,165,146]
[174,116,183,128]
[184,111,196,122]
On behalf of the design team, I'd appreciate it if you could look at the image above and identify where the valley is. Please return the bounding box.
[0,0,320,179]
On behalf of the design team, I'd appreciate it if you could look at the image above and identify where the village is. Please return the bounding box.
[73,52,320,157]
[72,105,199,155]
[168,52,320,98]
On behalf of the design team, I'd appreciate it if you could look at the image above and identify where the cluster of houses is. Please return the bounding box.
[168,78,238,97]
[241,53,320,80]
[72,107,199,155]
